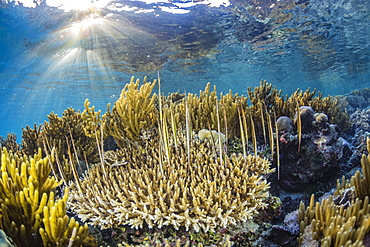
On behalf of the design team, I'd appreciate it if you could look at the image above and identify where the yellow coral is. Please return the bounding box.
[68,136,273,233]
[0,147,89,247]
[104,76,158,145]
[298,194,370,247]
[298,138,370,247]
[165,83,246,139]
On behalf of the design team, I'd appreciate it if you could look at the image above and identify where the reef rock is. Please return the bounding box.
[277,108,351,192]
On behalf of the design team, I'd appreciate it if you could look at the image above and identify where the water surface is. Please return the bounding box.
[0,0,369,138]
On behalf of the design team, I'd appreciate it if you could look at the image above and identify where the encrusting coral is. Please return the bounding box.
[0,147,89,247]
[297,138,370,247]
[68,133,274,234]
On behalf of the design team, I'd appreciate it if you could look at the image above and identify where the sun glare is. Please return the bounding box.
[23,4,136,108]
[70,15,103,36]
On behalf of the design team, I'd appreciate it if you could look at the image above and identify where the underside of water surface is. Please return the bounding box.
[0,0,369,137]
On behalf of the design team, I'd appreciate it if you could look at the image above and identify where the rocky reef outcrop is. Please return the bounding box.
[276,106,351,192]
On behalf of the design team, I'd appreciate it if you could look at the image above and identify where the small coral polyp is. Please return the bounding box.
[67,136,273,232]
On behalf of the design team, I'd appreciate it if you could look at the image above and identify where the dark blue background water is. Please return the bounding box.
[0,0,369,139]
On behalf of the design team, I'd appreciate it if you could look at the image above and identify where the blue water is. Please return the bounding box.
[0,0,369,139]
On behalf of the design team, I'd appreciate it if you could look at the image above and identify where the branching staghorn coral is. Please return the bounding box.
[104,76,158,145]
[21,108,99,182]
[0,147,89,247]
[163,83,247,139]
[298,138,370,247]
[95,78,346,161]
[122,235,233,247]
[0,133,21,155]
[247,80,351,133]
[68,135,273,233]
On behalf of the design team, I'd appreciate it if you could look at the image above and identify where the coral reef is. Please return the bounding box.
[276,107,351,192]
[297,138,370,247]
[162,82,247,139]
[0,147,89,247]
[2,76,356,246]
[247,81,351,133]
[59,78,354,245]
[68,134,273,235]
[21,108,99,182]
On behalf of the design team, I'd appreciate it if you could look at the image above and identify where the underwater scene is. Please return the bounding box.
[0,0,370,246]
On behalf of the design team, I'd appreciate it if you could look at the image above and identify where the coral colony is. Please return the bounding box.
[1,76,369,246]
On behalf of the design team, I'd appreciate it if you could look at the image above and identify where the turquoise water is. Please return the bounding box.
[0,0,369,138]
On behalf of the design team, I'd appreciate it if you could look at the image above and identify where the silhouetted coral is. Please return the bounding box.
[0,133,21,155]
[21,108,98,182]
